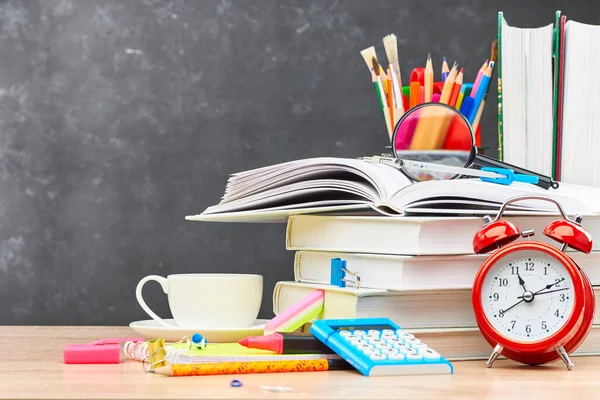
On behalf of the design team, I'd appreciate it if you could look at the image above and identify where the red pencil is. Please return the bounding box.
[448,67,464,107]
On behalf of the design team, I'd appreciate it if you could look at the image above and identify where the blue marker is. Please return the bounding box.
[468,62,494,123]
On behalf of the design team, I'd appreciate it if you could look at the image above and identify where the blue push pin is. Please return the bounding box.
[191,333,208,350]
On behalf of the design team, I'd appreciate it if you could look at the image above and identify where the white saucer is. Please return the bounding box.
[129,319,267,343]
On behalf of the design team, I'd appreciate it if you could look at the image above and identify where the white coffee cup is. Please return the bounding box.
[135,273,263,328]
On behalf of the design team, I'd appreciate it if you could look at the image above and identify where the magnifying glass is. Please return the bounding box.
[383,102,558,190]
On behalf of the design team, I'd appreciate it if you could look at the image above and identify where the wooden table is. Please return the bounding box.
[3,326,600,399]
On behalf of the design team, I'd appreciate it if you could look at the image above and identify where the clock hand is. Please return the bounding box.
[500,299,525,315]
[518,287,569,299]
[517,271,528,291]
[533,278,566,295]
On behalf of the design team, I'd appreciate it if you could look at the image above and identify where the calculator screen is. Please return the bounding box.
[333,324,396,331]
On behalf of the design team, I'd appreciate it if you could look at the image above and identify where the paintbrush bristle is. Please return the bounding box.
[360,46,378,71]
[490,39,498,64]
[371,57,381,76]
[382,34,398,64]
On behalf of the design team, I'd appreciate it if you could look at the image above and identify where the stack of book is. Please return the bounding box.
[188,157,600,361]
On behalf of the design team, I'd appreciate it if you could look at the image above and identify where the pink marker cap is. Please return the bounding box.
[63,337,144,364]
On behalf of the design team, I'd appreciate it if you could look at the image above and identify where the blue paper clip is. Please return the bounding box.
[479,167,539,186]
[330,258,361,289]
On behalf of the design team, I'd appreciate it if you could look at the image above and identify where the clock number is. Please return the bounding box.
[541,321,547,330]
[526,324,531,333]
[511,266,519,275]
[499,278,509,287]
[498,309,504,318]
[555,278,561,287]
[493,293,499,301]
[525,262,534,271]
[554,309,560,317]
[544,267,547,275]
[560,293,566,302]
[511,320,516,329]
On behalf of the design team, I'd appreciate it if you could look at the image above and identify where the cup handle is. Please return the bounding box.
[135,275,172,327]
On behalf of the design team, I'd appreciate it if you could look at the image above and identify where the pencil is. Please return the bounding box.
[472,40,498,131]
[425,53,433,102]
[440,62,458,104]
[448,67,463,107]
[471,59,488,98]
[441,57,449,82]
[383,34,405,121]
[409,81,420,108]
[150,359,352,377]
[387,66,394,127]
[469,61,493,123]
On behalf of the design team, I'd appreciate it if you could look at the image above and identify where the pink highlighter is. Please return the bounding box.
[63,337,144,364]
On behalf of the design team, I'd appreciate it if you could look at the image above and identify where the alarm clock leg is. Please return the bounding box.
[485,344,503,368]
[556,345,574,370]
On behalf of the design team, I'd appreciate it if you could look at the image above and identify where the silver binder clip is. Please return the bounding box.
[330,258,361,289]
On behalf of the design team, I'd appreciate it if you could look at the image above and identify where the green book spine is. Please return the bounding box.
[551,10,562,180]
[497,11,504,160]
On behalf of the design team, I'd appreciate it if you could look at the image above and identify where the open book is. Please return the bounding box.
[186,157,600,223]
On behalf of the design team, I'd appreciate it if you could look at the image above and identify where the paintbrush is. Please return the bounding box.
[472,40,499,132]
[372,57,393,139]
[360,46,392,138]
[383,34,405,119]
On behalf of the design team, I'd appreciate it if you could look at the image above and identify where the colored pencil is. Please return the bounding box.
[472,40,499,131]
[468,61,493,123]
[387,66,394,127]
[439,62,458,104]
[471,59,488,98]
[383,34,405,121]
[448,67,463,107]
[409,81,420,108]
[441,57,449,82]
[425,53,433,102]
[151,359,352,377]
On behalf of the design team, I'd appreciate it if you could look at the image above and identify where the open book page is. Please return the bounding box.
[387,179,600,216]
[200,158,412,215]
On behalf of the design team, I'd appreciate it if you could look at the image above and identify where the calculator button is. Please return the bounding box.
[412,343,429,352]
[367,330,380,336]
[382,329,395,336]
[386,338,403,345]
[368,338,386,345]
[353,330,366,336]
[370,354,387,361]
[339,331,352,337]
[423,349,441,360]
[406,352,423,361]
[380,348,395,355]
[344,335,360,341]
[379,344,394,351]
[395,343,412,352]
[350,339,363,346]
[389,352,406,361]
[398,332,415,340]
[364,349,380,356]
[406,338,422,346]
[357,344,373,351]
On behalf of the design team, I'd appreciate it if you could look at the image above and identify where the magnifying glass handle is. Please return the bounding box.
[474,154,559,190]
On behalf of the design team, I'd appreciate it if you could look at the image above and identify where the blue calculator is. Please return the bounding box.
[310,318,453,376]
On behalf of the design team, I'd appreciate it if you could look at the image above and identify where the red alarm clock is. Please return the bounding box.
[471,195,595,370]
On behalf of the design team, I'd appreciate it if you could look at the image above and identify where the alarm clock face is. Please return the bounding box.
[480,249,575,342]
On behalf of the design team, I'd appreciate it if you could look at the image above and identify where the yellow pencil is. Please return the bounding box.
[425,53,433,102]
[455,91,465,110]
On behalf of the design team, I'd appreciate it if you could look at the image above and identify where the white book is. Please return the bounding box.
[186,157,600,223]
[293,250,600,291]
[286,214,600,256]
[273,281,600,330]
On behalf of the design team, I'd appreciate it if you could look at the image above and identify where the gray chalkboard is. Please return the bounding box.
[1,0,598,325]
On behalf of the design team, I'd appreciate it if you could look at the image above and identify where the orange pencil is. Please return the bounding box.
[409,82,420,108]
[448,67,463,107]
[439,62,458,104]
[151,359,351,377]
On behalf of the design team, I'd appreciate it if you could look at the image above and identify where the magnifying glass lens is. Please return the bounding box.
[393,103,474,181]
